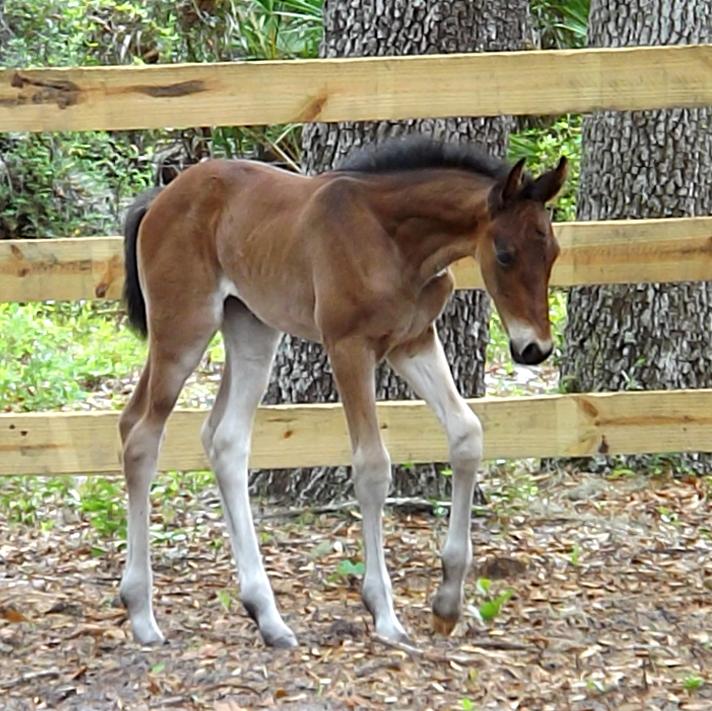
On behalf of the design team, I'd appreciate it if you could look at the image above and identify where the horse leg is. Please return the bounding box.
[201,299,296,648]
[119,307,218,645]
[328,337,408,642]
[119,363,150,446]
[389,327,483,635]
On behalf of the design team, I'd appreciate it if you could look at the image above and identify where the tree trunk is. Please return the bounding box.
[560,0,712,473]
[250,0,533,503]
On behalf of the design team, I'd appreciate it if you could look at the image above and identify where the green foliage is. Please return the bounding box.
[78,477,127,537]
[0,1,326,239]
[0,302,146,411]
[474,577,514,622]
[0,132,154,239]
[3,1,178,66]
[233,0,324,61]
[216,589,233,611]
[531,0,590,50]
[682,675,704,693]
[0,471,217,538]
[335,559,365,578]
[0,476,72,527]
[509,115,582,223]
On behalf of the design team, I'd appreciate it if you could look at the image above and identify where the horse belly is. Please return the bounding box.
[222,275,321,342]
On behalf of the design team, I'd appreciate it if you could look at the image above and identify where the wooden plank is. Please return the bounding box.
[2,217,711,303]
[451,216,712,289]
[1,390,711,476]
[1,45,711,132]
[0,237,124,301]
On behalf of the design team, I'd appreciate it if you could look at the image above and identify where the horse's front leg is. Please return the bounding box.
[389,327,483,634]
[328,337,409,643]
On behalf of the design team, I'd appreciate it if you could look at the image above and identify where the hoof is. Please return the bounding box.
[432,612,457,636]
[261,621,298,649]
[374,629,414,646]
[133,628,166,646]
[264,631,298,649]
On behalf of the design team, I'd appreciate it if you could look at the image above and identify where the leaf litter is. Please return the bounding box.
[0,469,710,710]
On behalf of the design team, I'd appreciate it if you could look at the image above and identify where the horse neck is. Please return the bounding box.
[373,170,493,283]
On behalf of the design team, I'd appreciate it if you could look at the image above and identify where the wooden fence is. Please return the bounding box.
[2,47,712,476]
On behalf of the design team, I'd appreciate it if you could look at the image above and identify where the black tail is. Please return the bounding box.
[122,187,163,338]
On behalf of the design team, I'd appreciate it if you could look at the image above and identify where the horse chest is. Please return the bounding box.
[387,271,454,346]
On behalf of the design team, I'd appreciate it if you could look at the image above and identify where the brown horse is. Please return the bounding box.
[119,136,567,648]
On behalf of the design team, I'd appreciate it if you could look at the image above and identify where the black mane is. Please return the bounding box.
[336,135,513,181]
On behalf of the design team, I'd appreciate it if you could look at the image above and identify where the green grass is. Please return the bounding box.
[0,301,146,412]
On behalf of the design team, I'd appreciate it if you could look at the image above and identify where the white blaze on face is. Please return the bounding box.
[506,318,552,357]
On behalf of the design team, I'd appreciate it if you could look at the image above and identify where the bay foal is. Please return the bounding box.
[119,137,567,648]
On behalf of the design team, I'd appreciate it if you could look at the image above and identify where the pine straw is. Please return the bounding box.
[1,470,710,710]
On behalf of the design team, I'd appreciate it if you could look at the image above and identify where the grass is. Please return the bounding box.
[0,301,146,412]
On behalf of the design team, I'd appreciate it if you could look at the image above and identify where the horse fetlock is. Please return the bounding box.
[361,577,407,640]
[241,589,296,648]
[119,570,150,608]
[441,544,472,583]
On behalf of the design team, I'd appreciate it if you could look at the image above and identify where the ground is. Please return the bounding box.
[1,468,710,710]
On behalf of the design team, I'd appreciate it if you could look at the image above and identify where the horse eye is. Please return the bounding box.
[496,250,515,267]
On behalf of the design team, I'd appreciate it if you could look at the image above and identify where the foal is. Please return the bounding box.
[119,137,567,648]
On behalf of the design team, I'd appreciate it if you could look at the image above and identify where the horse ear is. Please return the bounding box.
[502,157,526,203]
[490,157,526,213]
[529,156,568,204]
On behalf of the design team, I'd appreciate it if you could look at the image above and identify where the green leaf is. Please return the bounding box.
[216,589,232,611]
[335,559,365,577]
[475,577,492,595]
[478,590,513,622]
[683,675,704,692]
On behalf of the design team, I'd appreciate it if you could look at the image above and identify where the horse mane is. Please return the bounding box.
[335,135,516,181]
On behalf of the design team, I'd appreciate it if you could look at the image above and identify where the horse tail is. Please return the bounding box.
[122,187,163,339]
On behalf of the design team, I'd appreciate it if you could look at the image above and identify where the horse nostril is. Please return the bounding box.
[519,342,552,365]
[509,341,553,366]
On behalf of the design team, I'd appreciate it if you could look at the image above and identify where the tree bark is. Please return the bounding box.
[560,0,712,473]
[251,0,533,503]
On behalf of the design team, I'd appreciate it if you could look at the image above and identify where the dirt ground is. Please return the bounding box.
[1,469,710,710]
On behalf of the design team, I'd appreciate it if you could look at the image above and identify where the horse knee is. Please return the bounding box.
[122,420,162,479]
[209,425,250,475]
[449,410,483,469]
[353,445,391,498]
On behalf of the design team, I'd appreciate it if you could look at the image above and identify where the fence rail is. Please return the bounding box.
[2,390,711,476]
[2,217,712,303]
[1,45,711,132]
[2,47,712,477]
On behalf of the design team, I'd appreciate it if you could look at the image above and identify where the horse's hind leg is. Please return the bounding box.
[120,304,219,645]
[202,299,296,648]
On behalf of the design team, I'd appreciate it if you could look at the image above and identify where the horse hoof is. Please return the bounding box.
[134,628,166,646]
[267,633,298,649]
[432,612,457,636]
